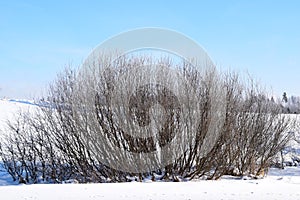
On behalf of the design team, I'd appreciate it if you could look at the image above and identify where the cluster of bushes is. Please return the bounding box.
[0,55,294,184]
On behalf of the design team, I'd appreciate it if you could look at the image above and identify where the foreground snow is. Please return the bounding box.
[1,99,300,199]
[0,167,300,200]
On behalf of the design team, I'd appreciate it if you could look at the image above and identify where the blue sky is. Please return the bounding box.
[0,0,299,98]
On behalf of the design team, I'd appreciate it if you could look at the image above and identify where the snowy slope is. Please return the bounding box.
[0,99,300,200]
[0,99,37,130]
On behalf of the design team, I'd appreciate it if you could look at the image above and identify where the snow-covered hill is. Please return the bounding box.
[0,99,300,200]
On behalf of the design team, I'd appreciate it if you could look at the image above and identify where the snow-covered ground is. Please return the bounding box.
[0,99,300,200]
[0,167,299,200]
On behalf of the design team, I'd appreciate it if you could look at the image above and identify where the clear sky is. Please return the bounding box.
[0,0,299,99]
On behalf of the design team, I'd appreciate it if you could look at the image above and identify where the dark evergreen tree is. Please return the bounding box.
[282,92,288,103]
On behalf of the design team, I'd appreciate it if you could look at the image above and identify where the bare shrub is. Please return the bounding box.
[216,75,294,178]
[0,54,295,183]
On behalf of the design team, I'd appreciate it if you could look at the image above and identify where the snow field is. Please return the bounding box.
[0,99,300,199]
